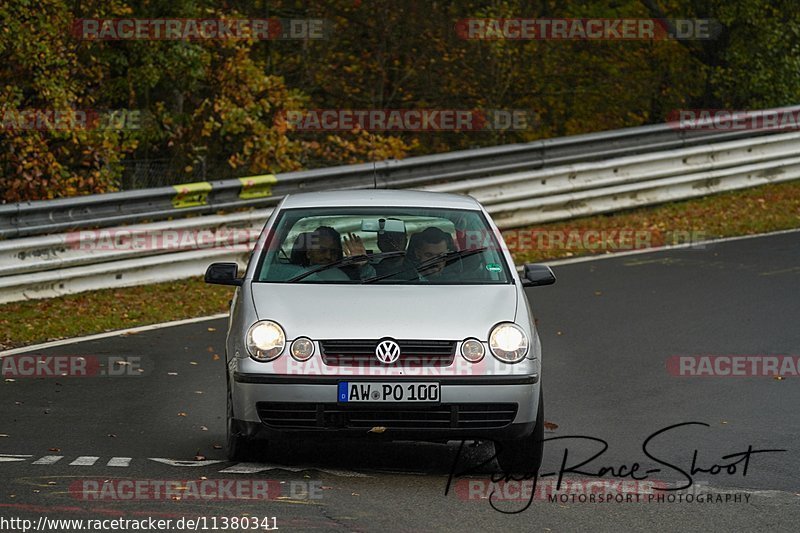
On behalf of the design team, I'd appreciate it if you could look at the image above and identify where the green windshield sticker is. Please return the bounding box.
[486,263,502,272]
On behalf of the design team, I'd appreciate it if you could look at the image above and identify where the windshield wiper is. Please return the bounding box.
[362,247,487,284]
[287,251,405,283]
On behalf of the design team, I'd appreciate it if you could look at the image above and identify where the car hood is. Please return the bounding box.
[250,283,518,340]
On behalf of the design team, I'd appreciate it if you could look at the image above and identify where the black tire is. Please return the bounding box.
[495,387,544,474]
[226,382,253,462]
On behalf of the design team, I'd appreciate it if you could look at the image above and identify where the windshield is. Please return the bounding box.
[254,207,512,285]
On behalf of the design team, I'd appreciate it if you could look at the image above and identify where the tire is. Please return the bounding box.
[495,386,544,474]
[226,382,253,462]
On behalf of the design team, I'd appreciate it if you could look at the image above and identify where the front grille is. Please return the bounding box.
[257,402,517,430]
[319,339,456,366]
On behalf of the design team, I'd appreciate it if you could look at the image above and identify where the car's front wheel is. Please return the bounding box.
[495,387,544,474]
[226,383,253,461]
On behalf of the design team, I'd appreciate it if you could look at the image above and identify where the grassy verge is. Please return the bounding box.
[2,180,799,350]
[0,279,232,351]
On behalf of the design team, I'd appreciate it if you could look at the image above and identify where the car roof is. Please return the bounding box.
[279,189,483,210]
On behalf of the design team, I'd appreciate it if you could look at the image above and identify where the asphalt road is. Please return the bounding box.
[1,231,799,532]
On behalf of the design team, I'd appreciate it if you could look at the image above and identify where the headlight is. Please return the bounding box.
[461,338,485,363]
[246,321,285,361]
[489,323,528,363]
[290,337,315,361]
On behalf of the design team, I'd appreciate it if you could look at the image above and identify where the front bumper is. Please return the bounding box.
[231,373,540,441]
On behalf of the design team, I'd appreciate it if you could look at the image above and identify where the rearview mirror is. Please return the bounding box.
[521,263,556,287]
[361,218,406,233]
[205,262,243,286]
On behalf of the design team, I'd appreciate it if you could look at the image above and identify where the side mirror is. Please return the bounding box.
[205,262,243,286]
[521,263,556,287]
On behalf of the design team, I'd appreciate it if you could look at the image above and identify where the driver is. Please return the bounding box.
[409,227,455,281]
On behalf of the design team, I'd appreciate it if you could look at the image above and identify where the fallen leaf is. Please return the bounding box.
[114,361,131,366]
[213,444,222,449]
[47,481,56,485]
[107,434,117,438]
[178,412,187,417]
[5,379,15,382]
[190,362,198,365]
[194,391,204,394]
[556,331,563,336]
[368,426,387,434]
[351,492,359,496]
[167,372,178,376]
[212,354,220,361]
[194,453,205,461]
[48,447,60,452]
[594,291,602,296]
[0,434,8,437]
[775,376,784,381]
[200,426,208,431]
[207,328,216,332]
[544,421,559,431]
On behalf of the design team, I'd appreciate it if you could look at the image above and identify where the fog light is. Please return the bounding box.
[461,338,485,363]
[290,337,315,361]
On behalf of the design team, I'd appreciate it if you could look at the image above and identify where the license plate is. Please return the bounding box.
[338,382,440,403]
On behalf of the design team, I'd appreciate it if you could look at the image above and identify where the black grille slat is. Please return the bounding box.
[320,339,457,367]
[256,402,517,430]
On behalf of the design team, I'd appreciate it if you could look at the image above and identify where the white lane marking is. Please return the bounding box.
[219,462,368,478]
[0,313,228,357]
[32,455,63,465]
[149,458,226,467]
[4,227,798,357]
[69,456,99,466]
[0,454,32,463]
[106,457,132,467]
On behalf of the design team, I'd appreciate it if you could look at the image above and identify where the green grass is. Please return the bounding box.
[2,180,799,350]
[0,278,232,351]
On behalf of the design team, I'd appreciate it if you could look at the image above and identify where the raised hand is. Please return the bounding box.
[343,233,367,260]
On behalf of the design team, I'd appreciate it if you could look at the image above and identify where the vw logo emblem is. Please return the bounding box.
[375,339,401,364]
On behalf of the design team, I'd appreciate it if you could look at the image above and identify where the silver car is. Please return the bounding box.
[205,190,555,472]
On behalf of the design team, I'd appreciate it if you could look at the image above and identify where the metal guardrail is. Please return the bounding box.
[3,105,800,239]
[2,122,800,303]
